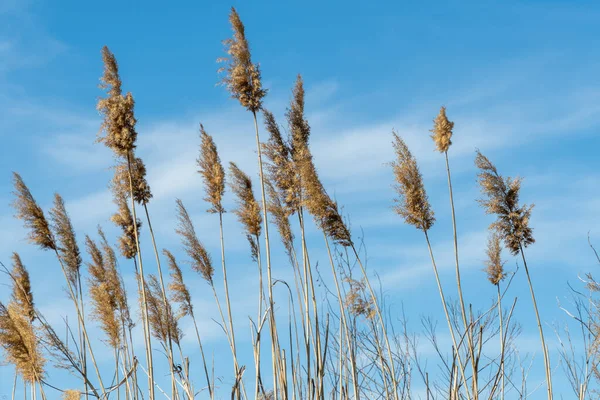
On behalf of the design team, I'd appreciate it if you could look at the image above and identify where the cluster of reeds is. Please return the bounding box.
[1,6,597,400]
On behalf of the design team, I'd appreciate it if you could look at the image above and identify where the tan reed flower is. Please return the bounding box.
[97,46,138,157]
[265,179,295,260]
[218,7,267,112]
[197,124,226,214]
[485,231,506,285]
[229,162,262,259]
[262,109,299,212]
[62,390,81,400]
[391,131,435,231]
[10,253,34,321]
[112,156,153,205]
[475,150,535,255]
[287,75,311,159]
[430,106,454,153]
[175,199,214,283]
[111,193,142,259]
[49,194,82,289]
[86,235,121,348]
[0,302,46,383]
[145,274,183,346]
[98,227,131,326]
[163,249,193,319]
[12,172,56,250]
[344,278,376,320]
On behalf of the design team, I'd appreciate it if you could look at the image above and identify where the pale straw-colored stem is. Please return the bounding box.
[190,311,213,400]
[126,152,155,400]
[423,231,471,400]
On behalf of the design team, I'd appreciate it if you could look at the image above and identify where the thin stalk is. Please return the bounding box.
[423,231,471,400]
[126,152,155,400]
[519,245,552,400]
[252,110,279,399]
[255,236,264,399]
[497,285,505,400]
[12,371,17,400]
[77,273,89,400]
[191,312,213,400]
[445,151,478,398]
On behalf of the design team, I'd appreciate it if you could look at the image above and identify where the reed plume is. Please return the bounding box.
[98,227,131,327]
[145,274,183,347]
[175,199,214,283]
[475,150,535,255]
[262,110,299,212]
[229,162,262,259]
[97,46,138,157]
[265,180,295,260]
[10,253,34,321]
[218,7,267,112]
[111,193,142,259]
[112,156,153,205]
[12,172,56,250]
[344,278,376,320]
[391,131,435,231]
[197,124,226,214]
[287,75,311,161]
[430,106,454,153]
[485,231,506,285]
[49,194,82,290]
[62,390,81,400]
[86,235,121,348]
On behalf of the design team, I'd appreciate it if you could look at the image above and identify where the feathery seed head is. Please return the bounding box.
[197,125,226,214]
[229,162,262,258]
[98,227,131,325]
[10,253,34,321]
[475,150,535,255]
[145,274,183,346]
[49,193,82,288]
[485,231,505,285]
[287,75,311,158]
[175,199,214,283]
[111,194,142,259]
[430,106,454,153]
[391,131,435,231]
[12,172,56,250]
[112,157,153,205]
[163,249,193,318]
[62,390,81,400]
[345,278,376,320]
[218,7,266,112]
[266,179,295,260]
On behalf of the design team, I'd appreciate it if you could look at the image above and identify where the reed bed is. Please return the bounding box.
[1,6,599,400]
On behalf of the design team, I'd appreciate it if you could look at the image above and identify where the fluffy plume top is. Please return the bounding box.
[86,235,121,348]
[12,172,56,250]
[391,132,435,231]
[229,162,262,259]
[10,253,34,321]
[175,199,214,283]
[145,274,183,346]
[430,106,454,153]
[98,227,131,326]
[218,7,267,112]
[112,157,153,205]
[0,302,46,383]
[197,125,226,214]
[287,75,311,158]
[344,278,376,320]
[62,390,81,400]
[266,180,295,260]
[97,46,138,156]
[111,194,142,259]
[475,150,535,255]
[262,109,299,212]
[485,231,505,285]
[49,194,82,289]
[164,249,193,318]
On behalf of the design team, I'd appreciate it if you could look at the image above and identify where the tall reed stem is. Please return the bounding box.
[190,312,213,399]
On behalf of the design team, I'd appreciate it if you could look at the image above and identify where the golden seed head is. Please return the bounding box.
[197,124,226,214]
[164,249,194,319]
[485,231,506,285]
[62,390,81,400]
[97,46,138,157]
[218,7,267,112]
[98,227,131,325]
[49,193,82,289]
[12,172,56,250]
[287,75,311,159]
[344,278,376,320]
[229,162,262,259]
[111,193,142,259]
[475,150,535,255]
[266,179,295,261]
[145,274,183,346]
[112,156,153,205]
[0,302,46,383]
[10,253,35,321]
[175,199,214,283]
[430,106,454,153]
[391,131,435,231]
[262,109,299,212]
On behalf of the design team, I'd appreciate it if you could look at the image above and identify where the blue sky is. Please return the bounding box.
[1,0,599,398]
